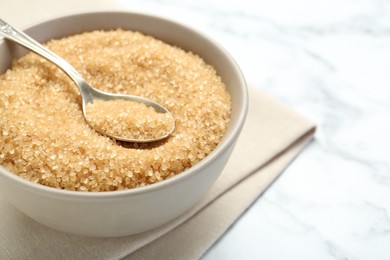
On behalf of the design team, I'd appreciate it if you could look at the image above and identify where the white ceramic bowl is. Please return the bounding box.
[0,11,248,237]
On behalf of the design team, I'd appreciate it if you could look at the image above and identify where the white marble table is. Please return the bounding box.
[2,0,389,259]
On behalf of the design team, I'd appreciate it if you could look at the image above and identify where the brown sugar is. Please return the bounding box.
[0,29,231,191]
[85,99,174,141]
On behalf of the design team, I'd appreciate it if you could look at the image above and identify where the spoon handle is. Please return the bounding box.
[0,18,84,88]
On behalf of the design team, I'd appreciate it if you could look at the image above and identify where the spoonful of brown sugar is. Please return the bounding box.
[86,99,174,142]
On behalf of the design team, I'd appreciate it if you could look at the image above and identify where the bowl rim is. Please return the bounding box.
[0,10,248,199]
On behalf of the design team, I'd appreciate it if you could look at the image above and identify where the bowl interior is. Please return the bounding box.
[0,11,248,194]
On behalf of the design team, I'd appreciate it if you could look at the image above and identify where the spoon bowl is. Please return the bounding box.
[0,18,175,143]
[82,85,175,142]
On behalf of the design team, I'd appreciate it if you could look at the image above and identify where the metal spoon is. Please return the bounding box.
[0,18,175,143]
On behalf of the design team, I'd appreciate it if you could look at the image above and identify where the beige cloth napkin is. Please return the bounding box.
[0,87,315,259]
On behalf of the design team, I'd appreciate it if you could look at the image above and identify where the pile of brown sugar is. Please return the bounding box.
[86,99,174,141]
[0,29,231,192]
